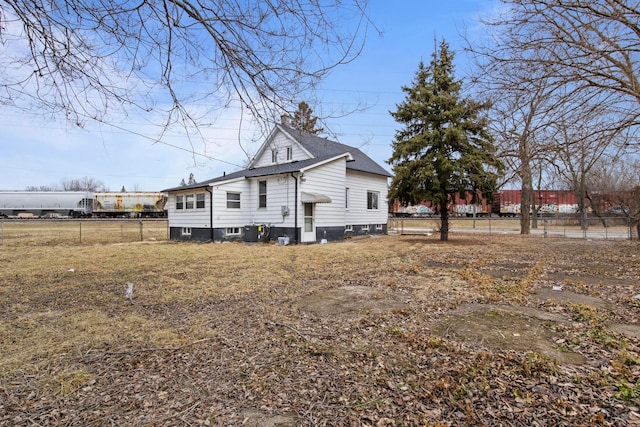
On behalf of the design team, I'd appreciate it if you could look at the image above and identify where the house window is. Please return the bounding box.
[367,191,379,210]
[227,192,241,209]
[258,180,267,208]
[376,224,383,230]
[185,194,194,209]
[176,195,184,210]
[345,225,353,232]
[181,227,191,236]
[226,227,241,235]
[345,187,350,209]
[286,146,293,160]
[362,224,370,231]
[196,193,205,209]
[271,149,278,163]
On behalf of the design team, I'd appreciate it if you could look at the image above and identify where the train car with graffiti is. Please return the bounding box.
[390,190,580,218]
[92,192,167,218]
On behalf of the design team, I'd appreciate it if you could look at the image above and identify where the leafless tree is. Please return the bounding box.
[547,94,633,229]
[61,176,106,191]
[468,38,571,234]
[585,155,640,238]
[25,185,60,191]
[476,1,640,114]
[482,70,561,233]
[1,0,371,133]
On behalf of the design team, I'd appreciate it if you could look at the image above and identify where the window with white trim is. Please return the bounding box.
[226,227,241,235]
[271,149,278,163]
[196,193,205,209]
[181,227,191,236]
[376,224,383,230]
[227,192,241,209]
[176,195,184,210]
[185,194,194,209]
[258,180,267,208]
[345,225,353,232]
[362,224,369,231]
[367,191,379,210]
[345,187,350,209]
[286,146,293,160]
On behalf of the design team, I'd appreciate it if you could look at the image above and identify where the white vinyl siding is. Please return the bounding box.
[345,170,388,226]
[250,175,295,225]
[252,132,311,167]
[300,158,347,227]
[210,180,251,228]
[167,189,211,228]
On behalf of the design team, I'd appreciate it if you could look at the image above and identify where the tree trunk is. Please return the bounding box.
[440,201,450,241]
[520,164,532,234]
[531,191,538,229]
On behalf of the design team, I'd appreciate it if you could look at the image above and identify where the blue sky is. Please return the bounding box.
[1,1,496,191]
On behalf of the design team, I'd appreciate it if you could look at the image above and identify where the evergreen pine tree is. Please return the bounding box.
[290,101,324,135]
[388,40,502,241]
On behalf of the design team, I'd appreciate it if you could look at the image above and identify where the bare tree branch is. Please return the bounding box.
[0,0,371,134]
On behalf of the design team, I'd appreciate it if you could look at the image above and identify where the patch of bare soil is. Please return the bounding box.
[434,303,587,365]
[535,287,611,309]
[240,409,296,427]
[298,285,407,319]
[610,323,640,340]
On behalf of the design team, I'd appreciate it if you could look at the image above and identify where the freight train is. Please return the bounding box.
[391,190,580,218]
[0,191,167,218]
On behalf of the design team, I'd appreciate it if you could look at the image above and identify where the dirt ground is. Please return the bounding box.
[1,233,640,426]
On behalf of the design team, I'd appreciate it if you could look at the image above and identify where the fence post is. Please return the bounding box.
[1,221,3,245]
[79,221,82,243]
[139,220,143,241]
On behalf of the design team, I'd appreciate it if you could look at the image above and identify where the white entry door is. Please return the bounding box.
[302,203,315,242]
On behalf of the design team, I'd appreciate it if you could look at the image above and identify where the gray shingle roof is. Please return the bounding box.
[162,126,390,192]
[280,125,391,177]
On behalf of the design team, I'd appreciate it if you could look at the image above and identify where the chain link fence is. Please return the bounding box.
[0,219,169,246]
[388,216,638,240]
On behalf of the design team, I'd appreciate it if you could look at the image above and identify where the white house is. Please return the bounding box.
[163,124,390,243]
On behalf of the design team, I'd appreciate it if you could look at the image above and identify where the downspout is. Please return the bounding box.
[205,186,213,242]
[291,173,298,244]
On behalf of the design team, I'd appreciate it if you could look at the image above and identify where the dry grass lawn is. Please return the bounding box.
[1,226,639,426]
